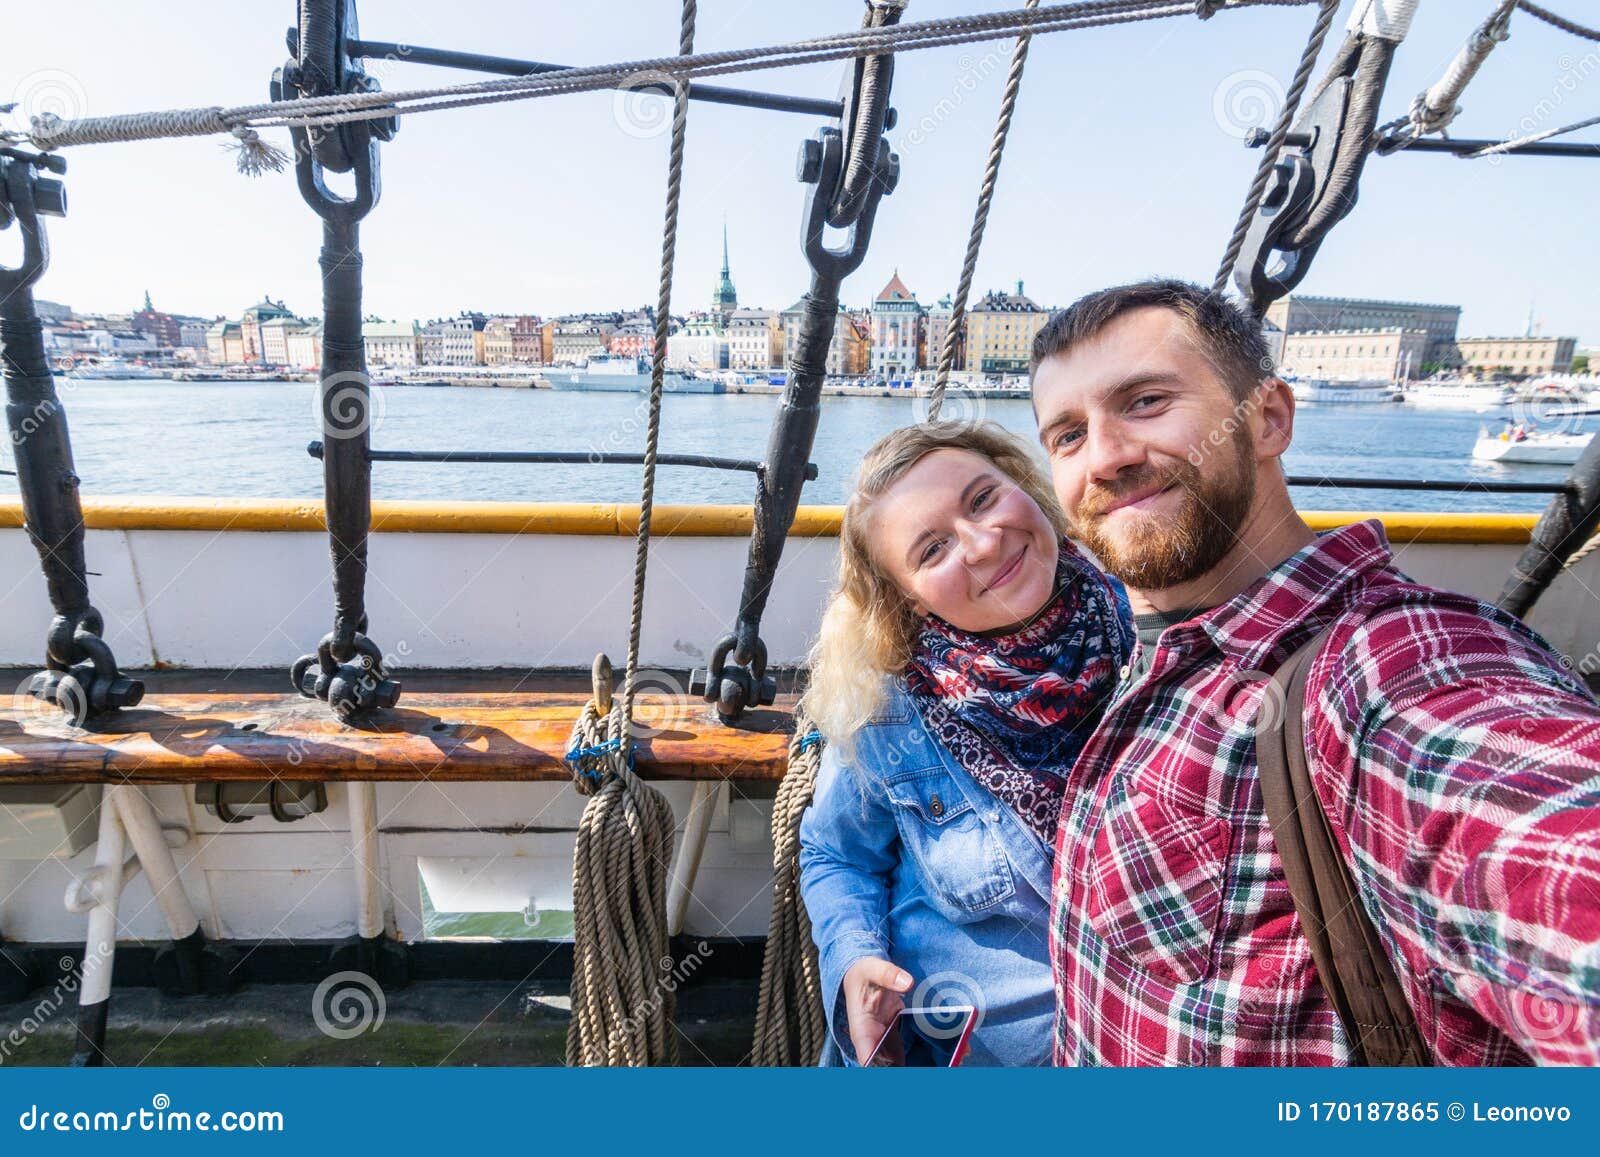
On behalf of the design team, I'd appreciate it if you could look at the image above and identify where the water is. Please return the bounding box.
[6,379,1594,514]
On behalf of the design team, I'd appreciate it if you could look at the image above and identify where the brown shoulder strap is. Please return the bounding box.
[1256,626,1433,1067]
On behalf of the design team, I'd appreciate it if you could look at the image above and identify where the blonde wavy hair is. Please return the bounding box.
[801,420,1067,747]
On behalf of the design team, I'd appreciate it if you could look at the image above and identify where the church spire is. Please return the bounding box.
[713,217,737,323]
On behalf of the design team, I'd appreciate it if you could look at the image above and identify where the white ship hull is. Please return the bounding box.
[0,500,1596,952]
[1403,386,1514,410]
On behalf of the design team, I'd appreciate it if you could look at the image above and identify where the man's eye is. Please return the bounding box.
[1131,393,1165,411]
[1053,428,1084,451]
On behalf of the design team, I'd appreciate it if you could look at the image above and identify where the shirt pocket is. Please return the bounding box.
[885,767,1015,922]
[1085,777,1231,985]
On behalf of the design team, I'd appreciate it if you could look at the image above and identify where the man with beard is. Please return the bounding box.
[1029,278,1600,1066]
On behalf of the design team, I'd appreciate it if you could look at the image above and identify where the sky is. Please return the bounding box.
[4,1,1597,343]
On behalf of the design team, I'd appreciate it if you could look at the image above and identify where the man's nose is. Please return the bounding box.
[1084,419,1145,483]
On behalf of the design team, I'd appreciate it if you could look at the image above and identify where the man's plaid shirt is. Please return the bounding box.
[1050,519,1600,1065]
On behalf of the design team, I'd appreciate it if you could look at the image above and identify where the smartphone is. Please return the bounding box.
[863,1005,979,1067]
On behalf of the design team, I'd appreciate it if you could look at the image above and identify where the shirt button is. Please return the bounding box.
[930,793,943,818]
[1119,664,1131,680]
[988,811,1001,823]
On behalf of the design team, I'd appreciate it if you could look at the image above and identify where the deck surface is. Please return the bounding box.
[0,669,797,784]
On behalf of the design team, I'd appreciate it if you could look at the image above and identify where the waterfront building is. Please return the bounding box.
[1449,336,1578,379]
[1279,327,1430,381]
[608,316,657,360]
[965,282,1046,375]
[869,271,922,382]
[551,316,617,364]
[364,320,422,367]
[259,315,299,365]
[512,315,545,364]
[206,320,245,365]
[778,299,870,376]
[666,313,728,370]
[420,314,481,366]
[239,296,296,363]
[285,322,323,370]
[727,309,778,371]
[482,317,515,365]
[34,299,72,322]
[131,291,182,348]
[1263,294,1461,365]
[923,295,963,372]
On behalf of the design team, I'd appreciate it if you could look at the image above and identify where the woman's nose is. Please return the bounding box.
[958,520,1002,564]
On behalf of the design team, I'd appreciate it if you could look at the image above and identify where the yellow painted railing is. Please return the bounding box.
[0,498,1540,544]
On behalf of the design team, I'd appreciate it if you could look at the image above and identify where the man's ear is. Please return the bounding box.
[1252,377,1296,460]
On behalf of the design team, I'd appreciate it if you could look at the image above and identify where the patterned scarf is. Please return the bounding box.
[902,539,1132,846]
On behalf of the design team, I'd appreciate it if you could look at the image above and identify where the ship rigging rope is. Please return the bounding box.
[1464,112,1600,158]
[1516,1,1600,43]
[928,0,1040,421]
[563,0,695,1070]
[12,0,1318,161]
[752,723,828,1066]
[1211,0,1340,292]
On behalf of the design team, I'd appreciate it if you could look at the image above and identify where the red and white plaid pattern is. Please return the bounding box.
[1051,519,1600,1066]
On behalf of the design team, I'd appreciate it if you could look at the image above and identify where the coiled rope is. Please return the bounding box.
[751,723,827,1067]
[12,1,1318,164]
[563,0,696,1069]
[928,0,1040,422]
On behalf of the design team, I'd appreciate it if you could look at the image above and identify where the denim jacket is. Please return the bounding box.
[797,680,1058,1066]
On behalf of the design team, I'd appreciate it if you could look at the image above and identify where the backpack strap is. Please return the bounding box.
[1256,625,1433,1067]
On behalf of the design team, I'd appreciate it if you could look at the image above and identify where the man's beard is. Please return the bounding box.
[1071,439,1256,590]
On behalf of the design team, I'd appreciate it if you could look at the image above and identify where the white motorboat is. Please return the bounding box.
[1402,382,1514,410]
[1472,425,1595,465]
[1290,377,1403,404]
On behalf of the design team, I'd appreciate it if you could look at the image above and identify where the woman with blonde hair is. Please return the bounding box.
[798,420,1132,1066]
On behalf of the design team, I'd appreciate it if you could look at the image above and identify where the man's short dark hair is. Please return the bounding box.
[1029,279,1274,403]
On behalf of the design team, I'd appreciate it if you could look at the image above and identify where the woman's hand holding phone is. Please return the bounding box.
[842,957,914,1065]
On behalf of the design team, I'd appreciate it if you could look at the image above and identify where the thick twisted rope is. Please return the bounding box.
[1211,0,1340,294]
[15,1,1316,158]
[928,0,1039,421]
[751,723,827,1066]
[565,702,679,1067]
[1381,1,1514,148]
[564,0,697,1069]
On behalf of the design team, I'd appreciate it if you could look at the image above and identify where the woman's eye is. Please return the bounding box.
[920,539,945,565]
